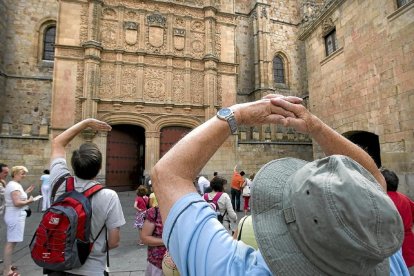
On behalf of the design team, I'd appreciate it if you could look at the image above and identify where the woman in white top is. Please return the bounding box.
[39,169,51,211]
[3,166,34,276]
[204,176,237,233]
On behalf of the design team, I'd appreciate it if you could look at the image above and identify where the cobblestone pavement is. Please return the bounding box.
[0,191,246,275]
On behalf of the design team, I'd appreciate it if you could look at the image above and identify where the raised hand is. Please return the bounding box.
[26,184,35,194]
[269,97,318,134]
[85,118,112,132]
[232,94,303,126]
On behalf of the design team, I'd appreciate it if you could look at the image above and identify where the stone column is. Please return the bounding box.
[203,58,218,118]
[203,5,218,118]
[136,55,144,101]
[82,0,103,120]
[82,41,102,119]
[145,130,161,174]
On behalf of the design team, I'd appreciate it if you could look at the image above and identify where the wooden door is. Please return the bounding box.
[160,126,192,158]
[106,125,145,191]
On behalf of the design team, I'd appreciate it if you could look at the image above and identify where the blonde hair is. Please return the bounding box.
[11,166,28,177]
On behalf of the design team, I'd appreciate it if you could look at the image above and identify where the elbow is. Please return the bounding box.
[108,241,119,250]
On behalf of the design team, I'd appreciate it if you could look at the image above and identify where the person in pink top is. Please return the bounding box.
[134,185,149,245]
[382,168,414,272]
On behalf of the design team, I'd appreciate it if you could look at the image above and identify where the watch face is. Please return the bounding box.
[218,108,232,117]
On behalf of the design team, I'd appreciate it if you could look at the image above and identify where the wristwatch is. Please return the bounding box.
[217,108,238,135]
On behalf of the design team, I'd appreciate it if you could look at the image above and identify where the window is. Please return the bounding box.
[43,26,56,61]
[324,29,337,56]
[273,55,285,84]
[397,0,412,8]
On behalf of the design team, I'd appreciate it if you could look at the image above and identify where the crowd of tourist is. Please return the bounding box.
[0,94,413,276]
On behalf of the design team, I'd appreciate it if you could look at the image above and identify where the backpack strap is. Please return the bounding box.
[211,192,223,204]
[65,176,75,192]
[237,215,248,241]
[50,173,71,202]
[83,184,105,198]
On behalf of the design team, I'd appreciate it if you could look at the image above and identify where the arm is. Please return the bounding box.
[151,95,302,222]
[233,165,238,173]
[51,118,111,161]
[133,199,140,211]
[107,227,121,249]
[25,184,34,194]
[268,97,386,190]
[11,191,33,207]
[141,220,165,246]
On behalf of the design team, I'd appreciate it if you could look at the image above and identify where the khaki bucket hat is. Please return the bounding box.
[251,155,403,275]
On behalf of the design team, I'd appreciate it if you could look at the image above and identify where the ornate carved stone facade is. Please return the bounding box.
[1,0,412,195]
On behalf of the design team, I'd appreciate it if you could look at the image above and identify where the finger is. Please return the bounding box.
[262,94,303,104]
[265,114,288,125]
[283,96,303,104]
[262,94,284,100]
[270,98,302,115]
[269,105,296,118]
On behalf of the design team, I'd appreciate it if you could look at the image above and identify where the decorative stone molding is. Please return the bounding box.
[147,13,166,28]
[299,0,345,40]
[321,17,335,37]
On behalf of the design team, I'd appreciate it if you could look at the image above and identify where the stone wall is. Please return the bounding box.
[0,136,50,194]
[0,0,57,135]
[301,0,414,197]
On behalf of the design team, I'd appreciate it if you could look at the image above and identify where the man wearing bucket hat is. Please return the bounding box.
[152,94,408,275]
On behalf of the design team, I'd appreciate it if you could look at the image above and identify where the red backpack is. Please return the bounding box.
[30,176,106,271]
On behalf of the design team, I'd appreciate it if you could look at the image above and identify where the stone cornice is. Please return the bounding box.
[298,0,346,41]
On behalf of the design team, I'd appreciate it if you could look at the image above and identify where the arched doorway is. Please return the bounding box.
[106,124,145,191]
[160,126,192,158]
[344,131,381,168]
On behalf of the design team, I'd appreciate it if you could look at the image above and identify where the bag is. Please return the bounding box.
[25,206,32,217]
[203,192,226,223]
[30,176,106,271]
[242,184,251,197]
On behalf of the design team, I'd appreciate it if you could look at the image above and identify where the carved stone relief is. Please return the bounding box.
[121,65,138,99]
[322,17,335,36]
[146,14,167,53]
[217,75,222,106]
[215,26,221,58]
[79,3,88,43]
[173,70,185,104]
[145,56,165,67]
[102,7,117,20]
[173,28,185,51]
[124,9,138,21]
[190,71,204,104]
[124,21,138,45]
[191,33,205,59]
[99,63,116,99]
[101,20,118,49]
[191,20,204,32]
[144,67,165,100]
[76,61,85,99]
[175,17,185,28]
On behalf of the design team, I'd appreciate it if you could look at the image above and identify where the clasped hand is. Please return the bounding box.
[232,94,315,134]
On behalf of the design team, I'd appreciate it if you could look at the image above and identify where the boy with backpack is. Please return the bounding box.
[32,118,125,276]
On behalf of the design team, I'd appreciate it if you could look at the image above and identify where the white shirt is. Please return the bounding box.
[198,176,210,194]
[4,181,27,211]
